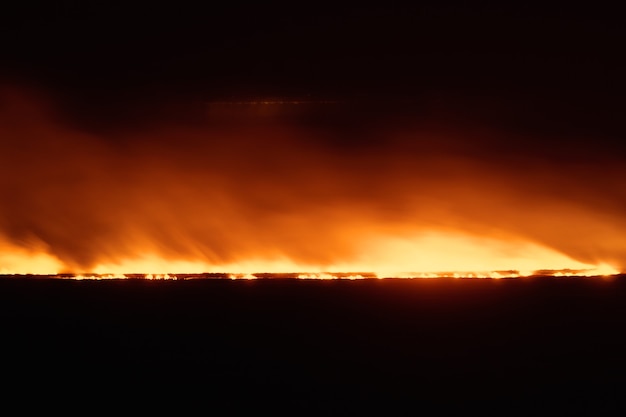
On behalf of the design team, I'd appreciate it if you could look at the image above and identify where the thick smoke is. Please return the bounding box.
[1,86,625,272]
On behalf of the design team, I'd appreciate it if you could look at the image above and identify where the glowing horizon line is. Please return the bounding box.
[1,267,621,281]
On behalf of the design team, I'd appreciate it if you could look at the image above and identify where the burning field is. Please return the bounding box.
[0,68,623,417]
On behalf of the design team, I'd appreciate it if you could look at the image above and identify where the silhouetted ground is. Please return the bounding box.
[1,277,625,415]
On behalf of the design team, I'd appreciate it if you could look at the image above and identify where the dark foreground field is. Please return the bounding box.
[1,277,625,415]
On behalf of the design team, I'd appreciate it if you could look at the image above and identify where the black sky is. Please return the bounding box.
[0,2,624,147]
[1,3,623,94]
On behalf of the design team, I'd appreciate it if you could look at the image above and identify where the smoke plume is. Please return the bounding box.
[1,86,624,273]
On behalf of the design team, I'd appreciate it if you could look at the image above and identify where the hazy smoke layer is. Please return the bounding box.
[1,86,625,272]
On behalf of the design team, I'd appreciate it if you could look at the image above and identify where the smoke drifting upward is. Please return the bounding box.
[0,86,624,274]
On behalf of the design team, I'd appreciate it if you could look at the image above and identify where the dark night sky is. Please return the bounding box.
[0,2,623,139]
[1,3,623,96]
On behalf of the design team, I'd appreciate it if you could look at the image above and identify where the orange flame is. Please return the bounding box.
[0,87,624,278]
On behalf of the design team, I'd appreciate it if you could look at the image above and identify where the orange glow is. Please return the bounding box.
[0,87,624,278]
[0,240,64,274]
[0,232,618,278]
